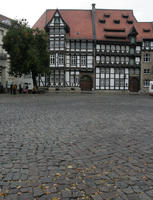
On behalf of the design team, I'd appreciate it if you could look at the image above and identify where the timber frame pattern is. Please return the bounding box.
[33,4,153,92]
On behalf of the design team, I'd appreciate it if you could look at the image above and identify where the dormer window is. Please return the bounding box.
[122,14,129,19]
[127,20,133,24]
[99,19,106,24]
[143,29,151,33]
[104,14,110,18]
[114,20,120,24]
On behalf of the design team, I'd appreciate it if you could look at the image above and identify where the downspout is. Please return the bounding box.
[91,3,96,90]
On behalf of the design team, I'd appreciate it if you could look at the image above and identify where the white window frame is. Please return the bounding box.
[144,80,150,87]
[144,69,150,74]
[71,55,77,66]
[50,54,55,65]
[81,56,86,66]
[144,53,150,62]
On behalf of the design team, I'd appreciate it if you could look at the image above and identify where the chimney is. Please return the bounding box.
[92,3,96,12]
[91,3,96,40]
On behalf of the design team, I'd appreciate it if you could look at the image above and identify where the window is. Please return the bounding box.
[121,46,125,53]
[101,44,105,52]
[60,28,65,35]
[116,45,120,53]
[151,42,153,50]
[111,56,115,64]
[111,45,115,52]
[71,42,75,50]
[50,29,54,35]
[126,46,129,53]
[106,56,110,63]
[121,57,124,64]
[106,45,110,52]
[50,40,54,49]
[125,57,129,64]
[144,80,150,87]
[135,57,140,65]
[71,55,77,66]
[87,42,93,51]
[58,54,64,65]
[55,28,60,35]
[114,20,120,24]
[60,41,64,49]
[136,46,141,53]
[96,44,100,51]
[50,54,55,65]
[99,19,106,24]
[81,42,86,50]
[144,53,150,62]
[101,56,105,63]
[55,40,59,49]
[130,37,135,44]
[76,42,80,50]
[130,48,135,55]
[130,59,134,66]
[144,69,150,74]
[96,56,100,64]
[144,41,150,49]
[116,56,120,64]
[81,56,86,66]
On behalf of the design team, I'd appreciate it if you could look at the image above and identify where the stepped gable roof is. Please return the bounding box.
[33,9,93,40]
[33,8,153,42]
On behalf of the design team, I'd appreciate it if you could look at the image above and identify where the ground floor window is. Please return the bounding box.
[38,70,80,87]
[96,67,129,90]
[144,80,150,87]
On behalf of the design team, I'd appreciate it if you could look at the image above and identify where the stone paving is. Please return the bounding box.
[0,93,153,200]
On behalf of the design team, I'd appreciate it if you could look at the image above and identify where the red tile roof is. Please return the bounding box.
[33,10,93,39]
[33,8,153,42]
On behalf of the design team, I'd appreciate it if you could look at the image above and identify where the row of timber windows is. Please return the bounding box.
[142,41,153,50]
[50,54,93,68]
[96,67,140,90]
[39,70,80,87]
[50,38,65,50]
[50,28,65,35]
[66,41,93,51]
[143,53,151,62]
[96,44,141,54]
[96,56,140,65]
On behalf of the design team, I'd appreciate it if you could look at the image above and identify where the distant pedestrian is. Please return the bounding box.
[12,84,17,95]
[10,84,13,94]
[19,84,22,94]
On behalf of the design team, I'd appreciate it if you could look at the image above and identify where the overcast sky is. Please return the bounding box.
[1,0,153,27]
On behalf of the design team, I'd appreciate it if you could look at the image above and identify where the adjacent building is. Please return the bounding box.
[0,14,11,88]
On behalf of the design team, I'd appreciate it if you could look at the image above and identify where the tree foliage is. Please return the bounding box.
[3,19,50,88]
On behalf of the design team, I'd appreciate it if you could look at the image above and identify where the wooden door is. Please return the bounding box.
[80,75,93,91]
[129,77,140,92]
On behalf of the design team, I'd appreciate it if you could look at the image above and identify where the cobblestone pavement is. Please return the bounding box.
[0,93,153,200]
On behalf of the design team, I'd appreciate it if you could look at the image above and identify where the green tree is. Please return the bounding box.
[3,19,50,89]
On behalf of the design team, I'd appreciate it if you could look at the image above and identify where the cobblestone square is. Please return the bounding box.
[0,93,153,200]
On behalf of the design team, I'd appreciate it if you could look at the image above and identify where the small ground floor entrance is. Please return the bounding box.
[129,76,140,92]
[80,73,93,91]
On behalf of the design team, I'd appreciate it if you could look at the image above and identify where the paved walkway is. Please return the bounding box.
[0,94,153,200]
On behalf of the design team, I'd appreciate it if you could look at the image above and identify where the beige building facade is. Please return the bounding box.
[141,41,153,93]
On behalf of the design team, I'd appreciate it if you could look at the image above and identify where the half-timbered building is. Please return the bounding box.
[33,4,153,92]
